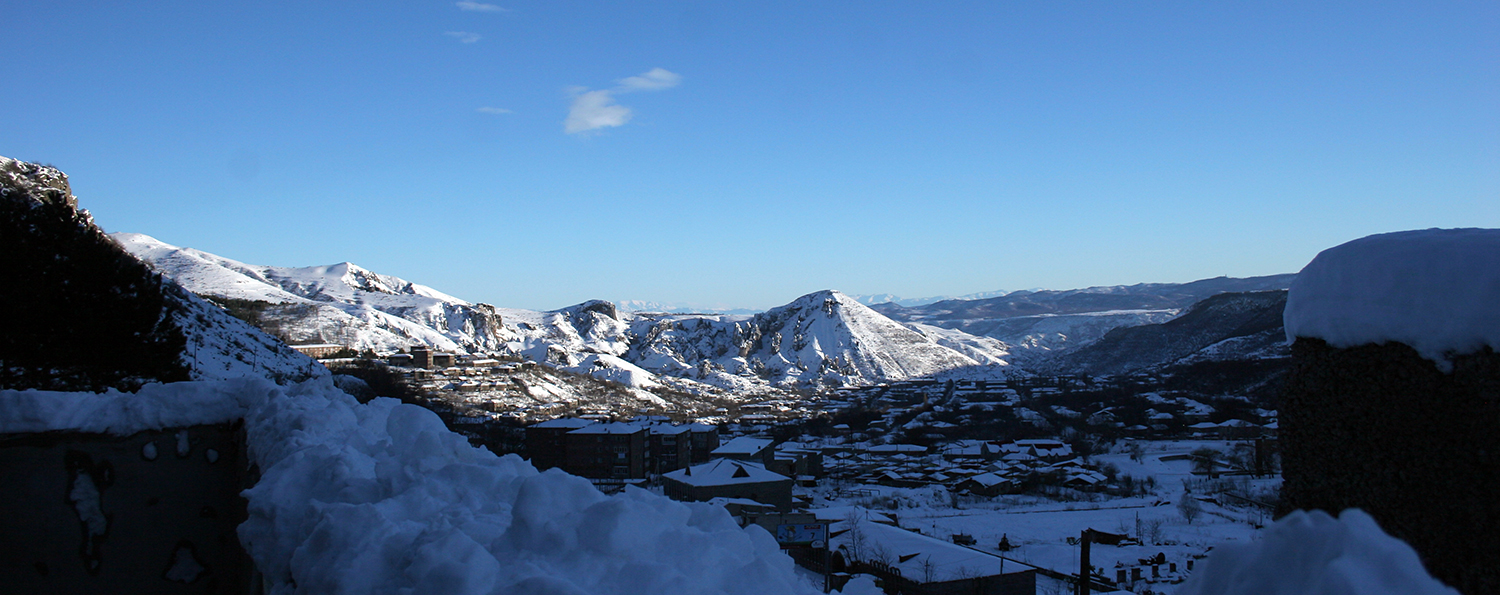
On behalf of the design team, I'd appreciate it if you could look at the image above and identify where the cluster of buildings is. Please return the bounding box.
[525,418,721,479]
[820,438,1112,496]
[523,421,834,512]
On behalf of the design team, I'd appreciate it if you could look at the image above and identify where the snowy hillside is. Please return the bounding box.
[170,283,330,383]
[114,233,510,354]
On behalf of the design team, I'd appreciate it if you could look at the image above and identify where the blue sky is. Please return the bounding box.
[3,1,1496,310]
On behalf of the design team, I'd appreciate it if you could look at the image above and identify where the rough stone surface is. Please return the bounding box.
[1280,338,1500,595]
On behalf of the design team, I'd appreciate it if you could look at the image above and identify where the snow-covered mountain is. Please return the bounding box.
[625,290,1003,390]
[116,234,1009,391]
[114,233,510,354]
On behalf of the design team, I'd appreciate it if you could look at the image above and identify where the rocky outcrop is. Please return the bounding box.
[1,157,322,390]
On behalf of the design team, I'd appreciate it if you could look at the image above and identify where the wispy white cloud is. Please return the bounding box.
[616,67,682,92]
[477,107,513,114]
[456,1,508,12]
[564,68,681,135]
[444,31,482,43]
[565,90,632,134]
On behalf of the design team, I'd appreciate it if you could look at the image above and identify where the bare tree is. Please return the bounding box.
[1179,494,1203,524]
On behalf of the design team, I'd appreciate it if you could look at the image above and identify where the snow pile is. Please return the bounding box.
[0,379,258,435]
[1178,509,1456,595]
[1,379,817,595]
[1284,228,1500,367]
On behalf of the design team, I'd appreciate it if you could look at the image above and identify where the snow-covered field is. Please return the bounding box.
[804,439,1274,594]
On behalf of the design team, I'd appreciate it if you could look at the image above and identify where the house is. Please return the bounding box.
[686,423,720,464]
[995,439,1073,463]
[290,343,343,358]
[645,423,692,474]
[771,442,824,480]
[662,459,794,511]
[955,472,1015,497]
[829,517,1035,595]
[524,417,597,472]
[565,422,648,480]
[941,440,999,461]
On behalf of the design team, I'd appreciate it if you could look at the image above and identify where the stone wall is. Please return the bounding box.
[0,423,254,594]
[1280,338,1500,595]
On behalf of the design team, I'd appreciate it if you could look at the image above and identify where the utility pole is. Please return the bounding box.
[1078,529,1092,595]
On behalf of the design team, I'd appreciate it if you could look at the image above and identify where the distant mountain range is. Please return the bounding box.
[849,290,1018,308]
[117,235,1009,392]
[870,274,1296,363]
[116,233,1296,393]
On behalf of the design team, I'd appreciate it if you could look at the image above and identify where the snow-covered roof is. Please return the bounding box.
[568,422,645,435]
[531,417,598,429]
[1284,228,1500,369]
[963,472,1008,488]
[647,423,692,435]
[663,459,791,487]
[713,436,773,455]
[866,444,928,454]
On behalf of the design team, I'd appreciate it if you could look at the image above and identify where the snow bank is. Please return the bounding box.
[1284,228,1500,368]
[0,379,817,595]
[1178,509,1456,595]
[0,379,258,435]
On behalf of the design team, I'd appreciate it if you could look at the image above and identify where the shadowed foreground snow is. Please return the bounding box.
[1,378,816,595]
[1177,509,1457,595]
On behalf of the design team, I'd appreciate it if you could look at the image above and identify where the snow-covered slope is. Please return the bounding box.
[114,233,510,354]
[171,284,330,383]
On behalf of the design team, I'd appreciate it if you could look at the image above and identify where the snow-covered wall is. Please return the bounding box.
[1279,228,1500,595]
[0,379,818,595]
[1284,228,1500,368]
